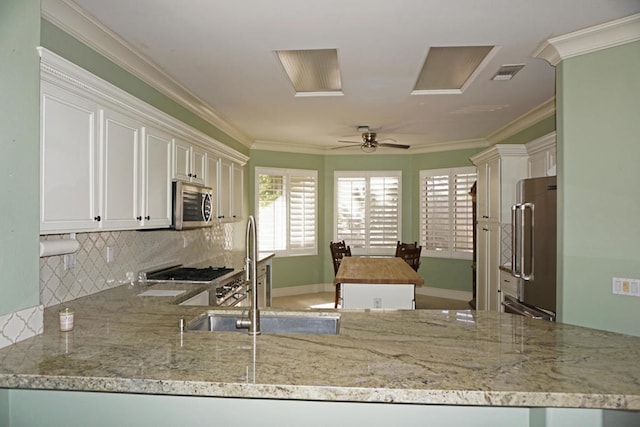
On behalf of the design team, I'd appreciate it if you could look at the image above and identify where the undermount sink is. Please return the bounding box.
[188,311,340,335]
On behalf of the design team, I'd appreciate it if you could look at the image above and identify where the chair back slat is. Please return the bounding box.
[395,241,422,271]
[330,240,351,274]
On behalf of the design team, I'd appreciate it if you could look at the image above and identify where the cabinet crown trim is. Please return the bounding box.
[38,47,248,165]
[470,144,528,165]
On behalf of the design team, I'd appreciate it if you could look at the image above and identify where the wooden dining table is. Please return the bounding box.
[334,256,424,309]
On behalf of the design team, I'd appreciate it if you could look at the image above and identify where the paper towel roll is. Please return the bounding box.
[39,239,80,257]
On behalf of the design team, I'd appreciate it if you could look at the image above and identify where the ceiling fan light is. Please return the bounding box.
[361,144,376,153]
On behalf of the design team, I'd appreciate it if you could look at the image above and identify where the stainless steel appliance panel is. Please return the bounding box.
[512,176,557,314]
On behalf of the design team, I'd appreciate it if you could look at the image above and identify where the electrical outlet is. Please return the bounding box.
[373,297,383,309]
[106,246,114,263]
[612,277,640,297]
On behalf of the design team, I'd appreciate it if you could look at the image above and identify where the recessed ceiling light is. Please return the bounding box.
[412,46,496,95]
[275,49,343,96]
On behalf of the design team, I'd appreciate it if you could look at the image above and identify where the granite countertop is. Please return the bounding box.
[0,280,639,410]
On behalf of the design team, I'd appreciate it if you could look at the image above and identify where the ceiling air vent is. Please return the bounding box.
[491,64,525,81]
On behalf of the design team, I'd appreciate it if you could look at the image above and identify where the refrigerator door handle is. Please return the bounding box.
[520,203,534,281]
[511,204,521,278]
[512,203,534,281]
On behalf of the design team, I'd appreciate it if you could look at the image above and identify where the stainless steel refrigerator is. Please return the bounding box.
[505,176,557,321]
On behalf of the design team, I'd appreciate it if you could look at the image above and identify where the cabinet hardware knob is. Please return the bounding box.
[94,215,101,222]
[188,173,192,177]
[145,216,150,220]
[218,216,224,219]
[193,174,197,178]
[136,216,142,221]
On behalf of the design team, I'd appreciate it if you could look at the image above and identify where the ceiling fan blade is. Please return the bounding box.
[337,140,360,144]
[378,142,410,149]
[330,144,359,150]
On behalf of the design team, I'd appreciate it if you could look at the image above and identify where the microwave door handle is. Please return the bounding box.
[520,203,534,281]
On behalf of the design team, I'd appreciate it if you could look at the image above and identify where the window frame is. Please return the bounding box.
[419,166,476,260]
[255,167,318,257]
[333,170,402,256]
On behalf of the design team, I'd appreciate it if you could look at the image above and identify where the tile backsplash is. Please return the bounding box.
[39,223,236,307]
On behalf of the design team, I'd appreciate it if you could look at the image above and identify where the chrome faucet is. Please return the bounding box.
[236,215,260,335]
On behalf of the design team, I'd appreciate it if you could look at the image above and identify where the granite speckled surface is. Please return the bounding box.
[0,279,639,410]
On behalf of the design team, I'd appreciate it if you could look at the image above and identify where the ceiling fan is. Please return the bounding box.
[335,126,410,153]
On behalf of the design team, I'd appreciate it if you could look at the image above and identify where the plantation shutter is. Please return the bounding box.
[335,171,401,255]
[420,167,476,259]
[289,173,317,250]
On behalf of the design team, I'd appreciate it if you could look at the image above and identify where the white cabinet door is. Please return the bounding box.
[216,159,244,222]
[101,108,140,230]
[40,83,99,233]
[476,222,500,311]
[205,153,219,191]
[217,158,232,221]
[172,139,206,185]
[172,139,191,182]
[191,146,206,185]
[231,162,244,221]
[141,126,172,228]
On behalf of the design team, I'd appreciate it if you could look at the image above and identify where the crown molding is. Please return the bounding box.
[39,47,249,164]
[252,137,488,156]
[486,98,556,145]
[41,0,253,148]
[534,13,640,66]
[470,144,529,165]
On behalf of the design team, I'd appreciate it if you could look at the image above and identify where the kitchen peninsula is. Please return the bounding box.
[1,282,639,427]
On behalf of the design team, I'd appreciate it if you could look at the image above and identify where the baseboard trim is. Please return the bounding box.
[416,287,472,301]
[273,283,471,302]
[272,283,334,298]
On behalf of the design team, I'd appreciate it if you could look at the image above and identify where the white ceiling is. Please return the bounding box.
[64,0,640,153]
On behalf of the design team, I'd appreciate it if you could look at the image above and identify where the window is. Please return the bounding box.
[256,167,317,256]
[420,167,476,259]
[334,171,401,255]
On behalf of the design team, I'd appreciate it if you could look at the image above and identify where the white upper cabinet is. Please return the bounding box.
[100,108,141,230]
[217,158,244,222]
[471,145,528,224]
[173,139,205,185]
[39,48,247,234]
[40,82,100,233]
[140,125,172,228]
[526,132,557,178]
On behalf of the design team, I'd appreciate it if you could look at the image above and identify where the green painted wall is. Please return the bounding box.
[40,20,249,157]
[249,150,326,288]
[497,115,556,145]
[556,41,640,336]
[0,0,40,315]
[249,148,489,293]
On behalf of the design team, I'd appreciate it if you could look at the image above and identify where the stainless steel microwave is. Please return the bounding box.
[171,181,214,230]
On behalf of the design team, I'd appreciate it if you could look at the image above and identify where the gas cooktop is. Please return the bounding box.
[146,265,234,282]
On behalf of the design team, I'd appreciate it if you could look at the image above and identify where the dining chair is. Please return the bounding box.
[396,242,422,272]
[329,240,351,308]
